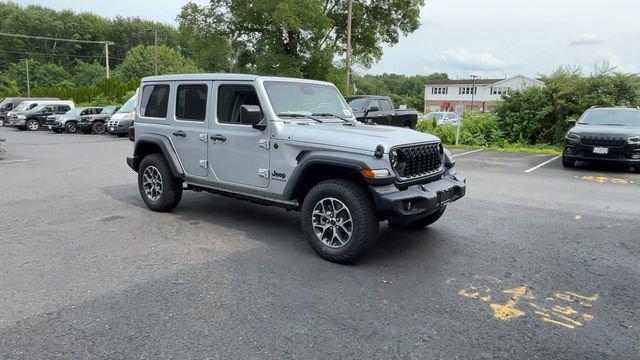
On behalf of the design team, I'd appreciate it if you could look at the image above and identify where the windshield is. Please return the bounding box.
[579,109,640,126]
[14,102,34,111]
[101,106,116,114]
[427,112,446,120]
[117,97,136,113]
[264,81,353,120]
[346,97,369,110]
[65,108,83,115]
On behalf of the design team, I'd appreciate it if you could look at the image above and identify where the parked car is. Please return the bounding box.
[345,95,419,129]
[108,96,136,137]
[127,74,466,264]
[5,100,61,126]
[0,97,59,126]
[424,111,460,125]
[47,107,103,134]
[77,106,119,134]
[8,101,75,131]
[563,106,640,171]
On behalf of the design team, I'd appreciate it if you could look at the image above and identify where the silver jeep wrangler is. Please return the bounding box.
[127,74,466,263]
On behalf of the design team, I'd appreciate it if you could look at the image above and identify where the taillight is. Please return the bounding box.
[128,126,135,142]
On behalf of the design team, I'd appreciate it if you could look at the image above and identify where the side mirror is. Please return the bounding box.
[567,120,576,127]
[239,105,265,130]
[368,106,379,113]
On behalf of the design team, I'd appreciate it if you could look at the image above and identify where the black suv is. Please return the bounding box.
[563,107,640,171]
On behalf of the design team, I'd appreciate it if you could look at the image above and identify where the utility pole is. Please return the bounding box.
[146,28,159,75]
[345,0,353,96]
[470,74,479,111]
[24,58,30,97]
[104,42,111,79]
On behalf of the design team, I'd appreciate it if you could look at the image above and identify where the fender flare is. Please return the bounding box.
[131,134,185,178]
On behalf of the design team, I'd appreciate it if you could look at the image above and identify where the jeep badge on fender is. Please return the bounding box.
[127,74,466,264]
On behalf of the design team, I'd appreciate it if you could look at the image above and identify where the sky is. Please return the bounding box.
[19,0,640,78]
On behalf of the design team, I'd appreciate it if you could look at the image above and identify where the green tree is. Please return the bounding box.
[113,45,201,82]
[72,60,106,86]
[1,59,71,93]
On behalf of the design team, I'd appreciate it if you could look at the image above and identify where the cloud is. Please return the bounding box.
[439,49,514,71]
[569,33,605,46]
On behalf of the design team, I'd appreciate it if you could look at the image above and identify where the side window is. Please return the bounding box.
[368,99,380,111]
[217,85,261,124]
[380,99,393,112]
[58,105,70,113]
[45,105,56,112]
[81,109,90,116]
[176,84,208,121]
[141,84,170,118]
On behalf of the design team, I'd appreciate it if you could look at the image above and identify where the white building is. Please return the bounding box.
[424,75,545,113]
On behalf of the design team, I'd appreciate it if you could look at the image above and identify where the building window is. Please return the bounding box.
[431,87,448,95]
[491,86,511,95]
[458,87,477,95]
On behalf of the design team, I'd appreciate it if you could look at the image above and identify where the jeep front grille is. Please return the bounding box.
[581,136,626,147]
[394,142,444,180]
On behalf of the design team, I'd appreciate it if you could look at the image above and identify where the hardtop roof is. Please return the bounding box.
[141,73,335,86]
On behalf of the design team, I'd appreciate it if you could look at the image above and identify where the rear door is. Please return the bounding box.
[170,82,211,178]
[208,81,270,188]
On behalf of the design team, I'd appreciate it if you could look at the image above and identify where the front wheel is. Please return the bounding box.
[26,119,39,131]
[65,122,77,134]
[301,179,378,264]
[138,153,183,212]
[562,154,575,168]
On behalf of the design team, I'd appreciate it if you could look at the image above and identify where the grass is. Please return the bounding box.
[445,143,562,155]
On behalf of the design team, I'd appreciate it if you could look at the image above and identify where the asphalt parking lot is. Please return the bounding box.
[0,129,638,359]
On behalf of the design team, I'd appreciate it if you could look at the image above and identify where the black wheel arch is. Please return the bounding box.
[131,134,185,178]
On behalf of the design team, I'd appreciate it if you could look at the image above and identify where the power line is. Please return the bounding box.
[0,49,123,61]
[0,32,113,45]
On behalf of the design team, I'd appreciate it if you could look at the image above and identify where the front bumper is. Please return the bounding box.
[107,121,131,134]
[47,122,64,129]
[370,169,466,223]
[564,141,640,165]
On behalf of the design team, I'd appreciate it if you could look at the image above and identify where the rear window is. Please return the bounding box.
[176,84,207,121]
[141,84,170,118]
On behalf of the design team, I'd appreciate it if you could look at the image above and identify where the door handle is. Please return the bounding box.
[172,131,186,137]
[210,134,227,142]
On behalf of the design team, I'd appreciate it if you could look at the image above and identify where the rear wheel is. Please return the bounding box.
[26,119,39,131]
[138,153,183,212]
[65,122,77,134]
[92,121,105,134]
[301,179,378,264]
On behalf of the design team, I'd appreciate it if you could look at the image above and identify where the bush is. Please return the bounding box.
[417,111,502,146]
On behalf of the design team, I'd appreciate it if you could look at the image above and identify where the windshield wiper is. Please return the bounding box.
[277,112,323,123]
[311,113,349,122]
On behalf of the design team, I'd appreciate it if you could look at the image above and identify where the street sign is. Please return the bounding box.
[455,104,465,115]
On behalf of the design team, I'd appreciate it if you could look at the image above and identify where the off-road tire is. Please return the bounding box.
[562,154,575,168]
[395,207,446,231]
[26,119,39,131]
[92,121,106,134]
[65,122,78,134]
[301,179,378,264]
[138,153,183,212]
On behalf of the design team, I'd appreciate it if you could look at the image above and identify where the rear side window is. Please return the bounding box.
[141,84,170,118]
[176,84,207,121]
[217,85,261,124]
[58,105,71,113]
[380,99,393,112]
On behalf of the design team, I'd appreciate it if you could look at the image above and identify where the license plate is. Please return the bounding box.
[593,147,608,154]
[438,187,456,205]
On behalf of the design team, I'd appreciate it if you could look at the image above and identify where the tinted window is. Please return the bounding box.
[368,99,380,111]
[176,84,207,121]
[217,85,260,124]
[141,84,170,118]
[58,105,71,113]
[380,99,393,112]
[346,97,369,110]
[579,109,640,126]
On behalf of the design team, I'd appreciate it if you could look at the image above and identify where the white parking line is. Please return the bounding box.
[452,149,484,158]
[0,158,31,164]
[524,156,560,173]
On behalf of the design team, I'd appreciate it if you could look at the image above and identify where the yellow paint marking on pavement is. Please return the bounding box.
[582,176,630,185]
[490,285,532,320]
[553,314,582,326]
[552,306,578,315]
[565,292,598,301]
[542,317,575,329]
[583,314,594,321]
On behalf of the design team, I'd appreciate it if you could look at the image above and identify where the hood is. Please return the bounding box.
[288,122,439,153]
[571,124,640,138]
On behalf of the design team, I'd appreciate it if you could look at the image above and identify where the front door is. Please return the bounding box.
[170,81,211,178]
[209,82,270,188]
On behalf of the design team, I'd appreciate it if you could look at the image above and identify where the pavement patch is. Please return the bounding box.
[581,175,634,185]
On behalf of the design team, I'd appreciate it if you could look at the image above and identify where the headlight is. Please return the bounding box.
[389,148,406,176]
[17,114,26,119]
[566,132,580,144]
[443,147,455,168]
[628,137,640,146]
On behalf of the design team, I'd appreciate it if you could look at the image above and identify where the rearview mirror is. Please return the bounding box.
[239,105,265,130]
